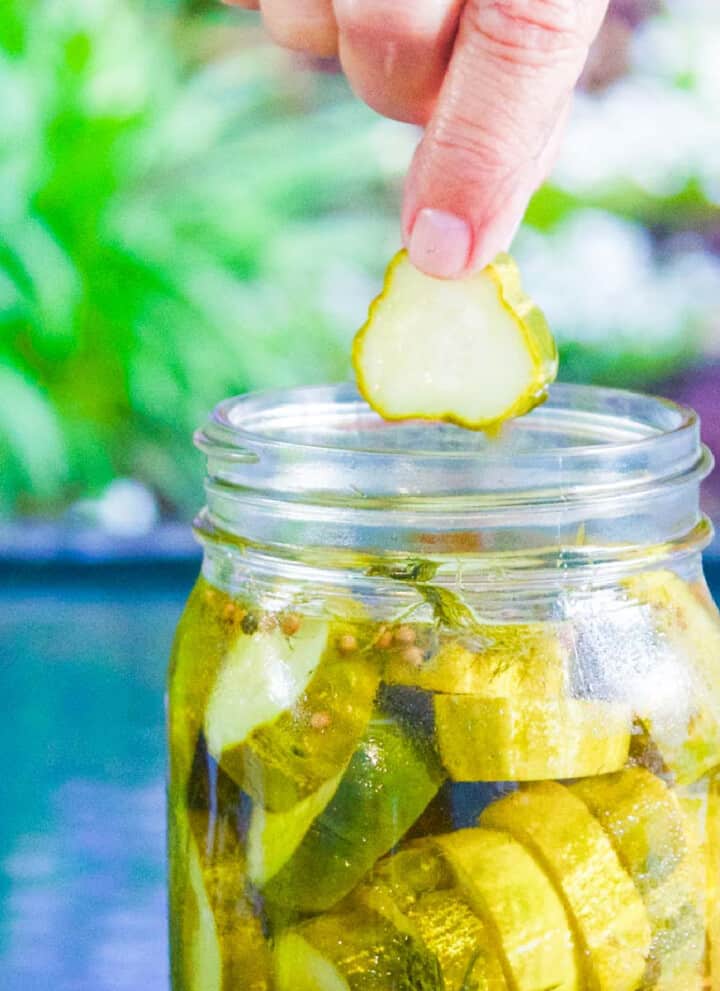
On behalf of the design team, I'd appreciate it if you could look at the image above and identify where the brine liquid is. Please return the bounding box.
[168,572,720,991]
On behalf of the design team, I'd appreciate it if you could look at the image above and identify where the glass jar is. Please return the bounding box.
[168,382,720,991]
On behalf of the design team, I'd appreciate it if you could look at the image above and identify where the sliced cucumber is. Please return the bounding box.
[436,828,579,991]
[175,811,271,991]
[358,843,507,990]
[240,633,380,811]
[352,250,557,430]
[247,765,346,886]
[169,580,241,799]
[625,570,720,785]
[274,906,443,991]
[570,768,687,893]
[261,717,443,912]
[184,831,222,991]
[369,844,454,910]
[482,782,651,991]
[205,617,330,768]
[406,889,507,991]
[641,847,706,991]
[709,773,720,991]
[678,773,720,991]
[571,768,706,988]
[386,624,568,696]
[435,696,631,781]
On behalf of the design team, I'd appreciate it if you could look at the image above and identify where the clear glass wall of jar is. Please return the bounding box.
[168,383,720,991]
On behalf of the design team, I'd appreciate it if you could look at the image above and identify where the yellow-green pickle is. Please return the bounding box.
[168,384,720,991]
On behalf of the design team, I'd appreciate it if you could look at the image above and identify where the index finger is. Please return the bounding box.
[402,0,609,278]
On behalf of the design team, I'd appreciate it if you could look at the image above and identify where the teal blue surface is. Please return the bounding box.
[1,558,719,990]
[0,565,195,991]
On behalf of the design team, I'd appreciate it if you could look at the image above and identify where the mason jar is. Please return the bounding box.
[168,382,720,991]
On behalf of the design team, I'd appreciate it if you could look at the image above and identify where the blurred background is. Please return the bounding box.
[1,0,719,544]
[1,1,719,989]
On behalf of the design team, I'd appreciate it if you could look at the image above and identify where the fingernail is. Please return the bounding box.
[407,208,472,279]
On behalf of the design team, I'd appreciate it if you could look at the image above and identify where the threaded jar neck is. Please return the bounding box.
[194,382,713,591]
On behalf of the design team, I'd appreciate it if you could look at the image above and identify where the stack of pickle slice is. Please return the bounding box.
[169,569,720,991]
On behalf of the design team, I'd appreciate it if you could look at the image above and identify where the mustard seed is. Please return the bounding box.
[401,646,424,668]
[393,625,416,646]
[280,613,302,637]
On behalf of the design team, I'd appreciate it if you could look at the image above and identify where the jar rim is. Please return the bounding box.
[195,382,713,577]
[196,382,711,500]
[202,381,695,460]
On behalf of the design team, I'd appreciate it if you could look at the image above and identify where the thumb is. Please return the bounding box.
[402,0,609,278]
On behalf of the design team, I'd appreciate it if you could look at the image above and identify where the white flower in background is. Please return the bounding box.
[75,479,159,537]
[515,211,720,349]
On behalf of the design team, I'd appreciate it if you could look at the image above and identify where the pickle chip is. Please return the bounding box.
[482,782,651,991]
[570,768,687,893]
[177,815,271,991]
[679,772,720,990]
[352,250,557,430]
[247,765,346,886]
[261,717,443,912]
[625,570,720,784]
[274,906,443,991]
[360,844,507,990]
[405,889,508,991]
[436,828,579,991]
[709,773,720,991]
[205,617,330,771]
[435,696,631,781]
[385,624,568,696]
[169,581,242,794]
[237,628,380,811]
[364,843,455,916]
[571,769,705,989]
[641,845,706,991]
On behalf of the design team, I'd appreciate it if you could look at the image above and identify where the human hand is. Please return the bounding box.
[224,1,609,278]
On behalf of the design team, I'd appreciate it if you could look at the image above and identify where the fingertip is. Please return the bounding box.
[407,208,473,279]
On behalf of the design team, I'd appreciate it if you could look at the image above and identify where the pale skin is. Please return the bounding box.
[224,0,610,278]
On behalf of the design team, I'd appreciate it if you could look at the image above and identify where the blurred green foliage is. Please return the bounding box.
[0,0,403,516]
[1,0,718,519]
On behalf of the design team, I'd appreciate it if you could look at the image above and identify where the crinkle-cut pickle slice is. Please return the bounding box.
[435,695,631,781]
[274,906,443,991]
[359,845,507,991]
[385,623,568,696]
[625,569,720,785]
[482,782,651,991]
[405,889,508,991]
[679,772,720,990]
[571,769,705,989]
[570,767,687,893]
[362,843,454,916]
[708,772,720,991]
[237,626,380,811]
[436,828,579,991]
[641,844,706,991]
[352,250,557,430]
[179,816,271,991]
[260,717,443,913]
